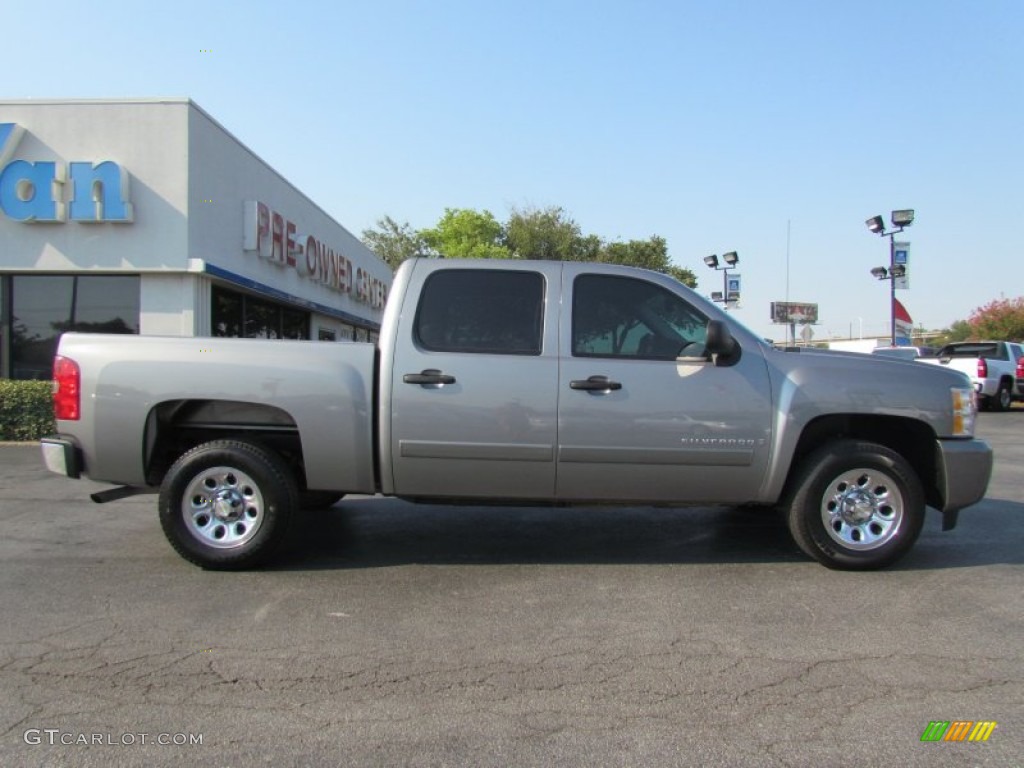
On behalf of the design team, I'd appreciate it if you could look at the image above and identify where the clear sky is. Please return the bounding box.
[5,0,1022,341]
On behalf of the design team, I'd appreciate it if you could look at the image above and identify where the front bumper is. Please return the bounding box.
[935,438,992,515]
[40,436,81,479]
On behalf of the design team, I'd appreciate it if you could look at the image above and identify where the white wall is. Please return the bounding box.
[1,99,392,340]
[186,104,391,332]
[140,273,207,336]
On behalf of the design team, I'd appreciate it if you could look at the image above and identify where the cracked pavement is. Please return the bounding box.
[0,413,1021,766]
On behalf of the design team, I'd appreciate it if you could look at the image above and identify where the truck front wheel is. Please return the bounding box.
[784,440,925,570]
[159,440,298,570]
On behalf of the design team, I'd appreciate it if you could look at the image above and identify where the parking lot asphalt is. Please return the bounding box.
[0,414,1021,767]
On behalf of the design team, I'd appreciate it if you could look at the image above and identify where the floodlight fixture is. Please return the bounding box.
[866,206,914,347]
[703,249,741,307]
[891,209,914,228]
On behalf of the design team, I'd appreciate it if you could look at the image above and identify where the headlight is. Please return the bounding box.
[951,386,977,436]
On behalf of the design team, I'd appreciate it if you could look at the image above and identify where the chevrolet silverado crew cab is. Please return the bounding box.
[41,258,993,571]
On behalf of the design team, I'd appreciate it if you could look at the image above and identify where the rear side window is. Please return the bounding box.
[414,269,544,355]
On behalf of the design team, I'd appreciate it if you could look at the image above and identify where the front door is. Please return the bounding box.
[556,267,773,503]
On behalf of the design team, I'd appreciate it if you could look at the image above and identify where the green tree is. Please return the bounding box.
[932,319,974,346]
[362,216,430,269]
[420,208,511,259]
[506,205,595,261]
[364,205,698,289]
[599,236,697,287]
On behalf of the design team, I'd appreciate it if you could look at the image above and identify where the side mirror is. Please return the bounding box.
[706,320,739,365]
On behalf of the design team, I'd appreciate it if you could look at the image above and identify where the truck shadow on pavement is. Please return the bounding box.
[273,496,1024,571]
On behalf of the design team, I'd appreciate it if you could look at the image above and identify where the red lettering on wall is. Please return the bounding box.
[256,202,270,257]
[285,220,297,267]
[245,200,389,302]
[271,212,284,264]
[305,235,318,275]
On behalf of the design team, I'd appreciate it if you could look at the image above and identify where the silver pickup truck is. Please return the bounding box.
[41,258,993,571]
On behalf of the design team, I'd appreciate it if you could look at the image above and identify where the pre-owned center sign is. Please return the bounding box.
[243,200,387,309]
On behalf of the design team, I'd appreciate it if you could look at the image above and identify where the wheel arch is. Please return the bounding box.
[782,414,941,510]
[144,399,308,488]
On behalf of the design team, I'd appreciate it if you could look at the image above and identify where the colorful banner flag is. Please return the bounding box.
[894,298,913,342]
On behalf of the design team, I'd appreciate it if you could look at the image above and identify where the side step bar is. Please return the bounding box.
[90,486,156,504]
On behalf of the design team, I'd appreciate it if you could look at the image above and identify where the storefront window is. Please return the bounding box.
[282,308,308,340]
[244,296,280,339]
[212,285,310,341]
[318,328,337,341]
[7,275,139,380]
[212,288,243,337]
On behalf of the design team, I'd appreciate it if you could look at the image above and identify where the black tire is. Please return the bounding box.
[991,382,1012,412]
[300,491,345,510]
[783,439,925,570]
[159,440,299,570]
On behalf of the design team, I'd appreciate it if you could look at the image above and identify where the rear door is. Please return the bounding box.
[386,261,561,499]
[555,265,773,503]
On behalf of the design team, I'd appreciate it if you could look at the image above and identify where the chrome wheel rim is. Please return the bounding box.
[183,466,264,549]
[820,467,903,551]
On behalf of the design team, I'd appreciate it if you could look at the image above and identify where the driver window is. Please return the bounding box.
[572,275,708,359]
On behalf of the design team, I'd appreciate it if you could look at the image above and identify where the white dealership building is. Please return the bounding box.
[0,98,391,379]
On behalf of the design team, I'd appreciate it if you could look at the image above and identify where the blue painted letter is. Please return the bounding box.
[69,161,133,222]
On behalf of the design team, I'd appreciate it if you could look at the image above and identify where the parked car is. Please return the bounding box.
[918,341,1024,411]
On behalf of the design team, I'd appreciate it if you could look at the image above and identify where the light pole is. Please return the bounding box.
[703,251,739,308]
[866,209,914,346]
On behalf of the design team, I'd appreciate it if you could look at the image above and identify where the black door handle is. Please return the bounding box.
[403,369,456,385]
[570,375,622,392]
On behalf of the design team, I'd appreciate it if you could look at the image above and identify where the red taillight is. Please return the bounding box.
[977,358,988,379]
[53,356,81,421]
[1017,356,1024,379]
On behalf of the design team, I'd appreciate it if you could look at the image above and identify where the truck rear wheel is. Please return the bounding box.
[159,440,298,570]
[991,382,1012,412]
[783,440,925,570]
